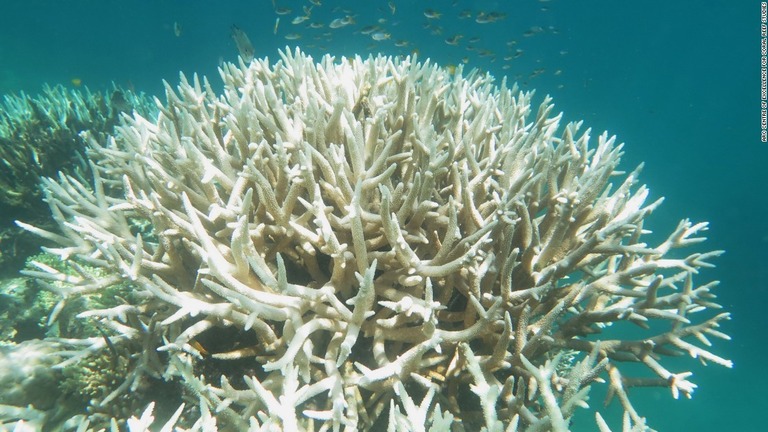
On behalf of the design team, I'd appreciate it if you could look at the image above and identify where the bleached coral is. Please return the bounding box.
[0,84,153,213]
[15,48,730,431]
[0,84,154,272]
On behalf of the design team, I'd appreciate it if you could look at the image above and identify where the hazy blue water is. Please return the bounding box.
[0,1,762,430]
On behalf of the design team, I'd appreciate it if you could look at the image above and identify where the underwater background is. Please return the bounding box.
[0,0,761,430]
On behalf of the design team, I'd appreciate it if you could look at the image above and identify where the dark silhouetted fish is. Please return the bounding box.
[231,25,255,62]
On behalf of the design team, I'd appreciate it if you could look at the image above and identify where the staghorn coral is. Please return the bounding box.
[13,48,730,431]
[0,84,153,214]
[0,84,155,274]
[0,253,177,432]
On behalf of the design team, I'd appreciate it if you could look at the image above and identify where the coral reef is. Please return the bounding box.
[0,254,175,431]
[0,85,154,273]
[0,275,53,342]
[0,339,62,412]
[10,49,730,431]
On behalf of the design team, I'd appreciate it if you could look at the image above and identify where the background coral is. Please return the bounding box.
[0,253,178,431]
[0,85,155,274]
[15,49,731,431]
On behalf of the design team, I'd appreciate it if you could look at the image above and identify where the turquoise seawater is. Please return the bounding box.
[0,1,762,430]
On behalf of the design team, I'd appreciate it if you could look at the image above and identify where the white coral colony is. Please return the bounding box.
[17,48,730,431]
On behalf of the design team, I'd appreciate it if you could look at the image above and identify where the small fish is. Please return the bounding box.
[275,7,292,15]
[329,15,355,28]
[444,34,463,45]
[458,9,472,19]
[110,90,131,113]
[371,31,390,41]
[71,77,82,87]
[292,15,310,25]
[189,340,209,357]
[475,13,491,24]
[423,9,442,19]
[274,17,280,34]
[231,25,255,62]
[329,18,345,28]
[394,39,410,47]
[477,49,494,58]
[475,11,506,24]
[360,25,380,35]
[95,325,119,367]
[30,148,42,167]
[285,33,302,40]
[487,12,507,22]
[309,0,322,5]
[523,26,544,37]
[173,21,182,37]
[388,1,396,14]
